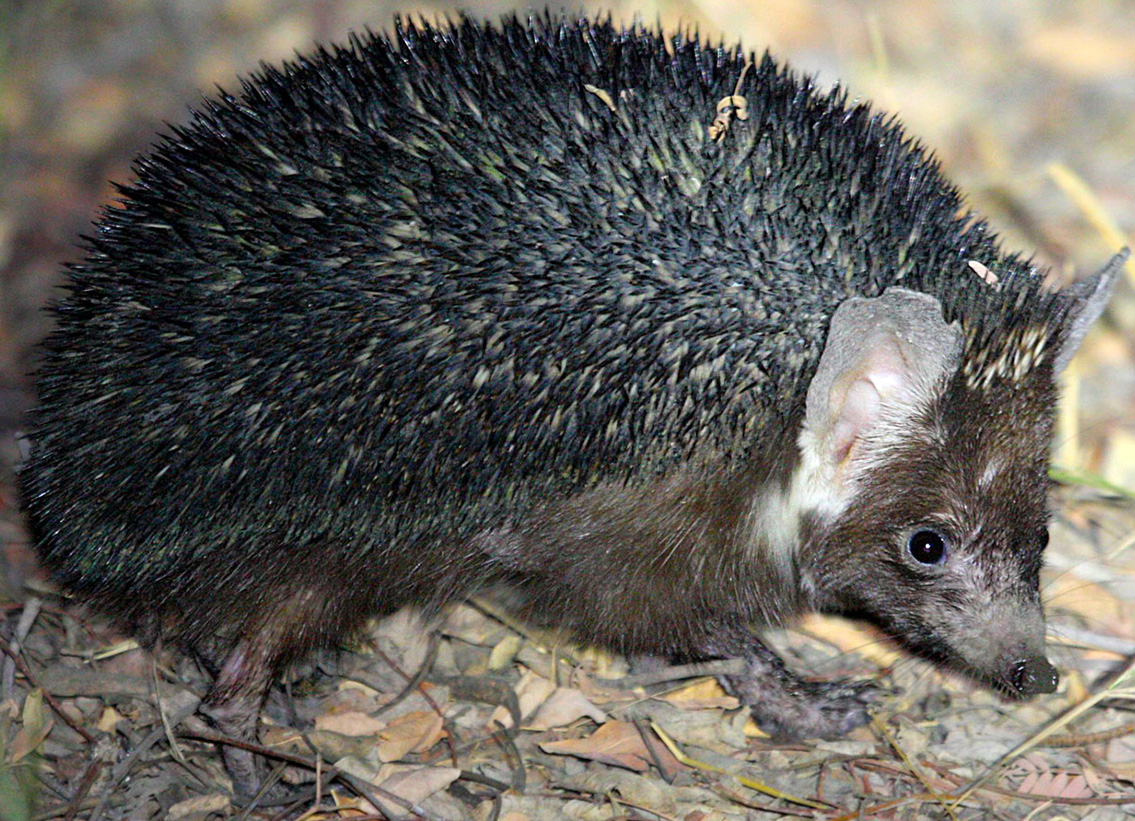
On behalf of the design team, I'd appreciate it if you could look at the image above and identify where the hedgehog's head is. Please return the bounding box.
[795,251,1125,697]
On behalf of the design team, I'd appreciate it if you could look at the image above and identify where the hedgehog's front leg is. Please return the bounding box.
[696,619,880,740]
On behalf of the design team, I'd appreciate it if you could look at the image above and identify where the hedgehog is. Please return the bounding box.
[21,13,1125,796]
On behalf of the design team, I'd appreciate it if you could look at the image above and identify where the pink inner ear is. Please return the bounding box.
[831,377,881,464]
[829,339,908,465]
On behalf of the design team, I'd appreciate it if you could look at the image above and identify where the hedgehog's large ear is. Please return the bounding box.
[1053,249,1127,374]
[804,288,963,472]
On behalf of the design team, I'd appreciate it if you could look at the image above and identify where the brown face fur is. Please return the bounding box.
[802,366,1057,693]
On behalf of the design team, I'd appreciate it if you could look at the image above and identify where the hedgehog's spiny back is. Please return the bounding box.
[24,15,1054,643]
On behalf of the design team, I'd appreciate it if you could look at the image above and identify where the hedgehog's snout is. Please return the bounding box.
[1009,655,1059,697]
[934,587,1056,700]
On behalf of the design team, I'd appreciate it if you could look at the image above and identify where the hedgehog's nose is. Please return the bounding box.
[1011,656,1059,696]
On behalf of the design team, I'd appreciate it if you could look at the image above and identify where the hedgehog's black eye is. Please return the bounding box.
[908,529,948,565]
[1037,529,1050,550]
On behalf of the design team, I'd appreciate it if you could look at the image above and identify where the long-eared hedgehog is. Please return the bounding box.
[21,13,1126,796]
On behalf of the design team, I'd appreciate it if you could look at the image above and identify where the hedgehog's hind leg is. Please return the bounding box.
[200,635,280,798]
[198,573,380,798]
[197,589,338,797]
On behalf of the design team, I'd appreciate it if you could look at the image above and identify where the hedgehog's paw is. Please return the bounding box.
[726,673,883,740]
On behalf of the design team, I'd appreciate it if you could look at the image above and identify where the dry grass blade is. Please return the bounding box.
[873,716,957,820]
[1047,163,1135,287]
[647,721,833,811]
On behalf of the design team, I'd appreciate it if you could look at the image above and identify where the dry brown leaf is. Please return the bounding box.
[1064,669,1090,703]
[378,711,446,761]
[166,793,231,820]
[488,635,523,670]
[490,668,556,729]
[561,768,679,814]
[329,682,384,711]
[743,715,770,738]
[1013,755,1097,799]
[96,706,122,734]
[660,678,739,710]
[1100,759,1135,781]
[8,718,53,764]
[315,710,387,737]
[442,602,503,645]
[1105,734,1135,764]
[308,729,381,762]
[526,686,608,730]
[573,644,624,677]
[1102,735,1135,784]
[1060,774,1093,799]
[326,788,370,814]
[1017,768,1043,795]
[539,720,652,771]
[367,764,461,817]
[9,689,52,764]
[371,609,434,671]
[260,725,307,753]
[336,678,382,699]
[1019,770,1093,799]
[1080,765,1114,794]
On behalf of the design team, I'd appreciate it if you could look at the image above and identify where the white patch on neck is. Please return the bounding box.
[741,380,944,600]
[740,424,851,587]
